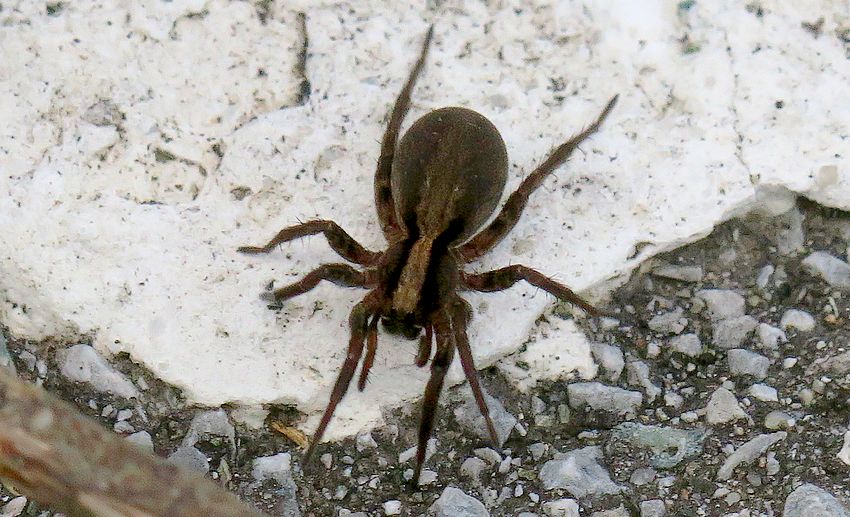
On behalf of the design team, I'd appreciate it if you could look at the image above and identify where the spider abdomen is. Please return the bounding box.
[391,107,509,245]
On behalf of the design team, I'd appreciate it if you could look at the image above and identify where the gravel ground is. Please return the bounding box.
[2,198,850,516]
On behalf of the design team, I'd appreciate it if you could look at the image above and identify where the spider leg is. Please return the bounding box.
[238,219,381,266]
[264,264,375,304]
[357,315,380,391]
[374,25,434,240]
[303,296,375,465]
[461,266,603,316]
[457,95,618,262]
[449,297,501,450]
[414,325,433,367]
[412,312,454,486]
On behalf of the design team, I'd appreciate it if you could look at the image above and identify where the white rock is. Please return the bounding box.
[59,344,139,398]
[356,431,378,451]
[756,265,774,289]
[757,323,788,350]
[727,349,771,380]
[252,453,292,484]
[541,500,580,517]
[652,264,703,282]
[648,308,688,335]
[640,499,666,517]
[713,316,759,349]
[568,382,643,418]
[784,483,850,517]
[459,457,488,481]
[764,410,795,430]
[125,430,154,452]
[717,432,786,480]
[590,506,629,517]
[3,3,848,445]
[168,445,209,473]
[626,360,661,402]
[748,383,778,402]
[668,334,702,357]
[695,290,745,321]
[453,386,517,447]
[383,500,402,516]
[780,309,816,332]
[430,486,489,517]
[837,431,850,466]
[705,387,747,425]
[590,342,625,381]
[1,496,27,517]
[182,409,236,454]
[539,446,621,496]
[802,251,850,289]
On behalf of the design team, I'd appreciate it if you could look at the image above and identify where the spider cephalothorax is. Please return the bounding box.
[239,25,617,484]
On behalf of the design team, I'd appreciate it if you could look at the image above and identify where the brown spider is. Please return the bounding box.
[238,26,617,484]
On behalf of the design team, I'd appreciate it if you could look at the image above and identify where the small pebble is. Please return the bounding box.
[382,500,401,515]
[430,487,489,517]
[668,334,702,357]
[542,498,580,517]
[780,309,816,332]
[640,499,666,517]
[706,387,747,425]
[748,383,779,402]
[356,431,378,451]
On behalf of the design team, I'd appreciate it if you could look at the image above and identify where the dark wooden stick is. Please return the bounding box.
[0,369,268,517]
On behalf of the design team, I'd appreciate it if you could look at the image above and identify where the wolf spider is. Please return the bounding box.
[238,26,617,484]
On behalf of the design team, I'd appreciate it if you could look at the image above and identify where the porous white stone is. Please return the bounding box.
[542,499,579,517]
[1,2,847,445]
[757,323,788,350]
[727,349,771,380]
[781,309,816,332]
[695,290,745,321]
[59,344,139,399]
[430,487,489,517]
[668,334,702,357]
[251,453,292,484]
[837,431,850,466]
[568,382,643,418]
[802,251,850,289]
[705,387,747,425]
[748,383,778,402]
[539,446,621,496]
[717,432,786,480]
[590,342,625,382]
[784,484,850,517]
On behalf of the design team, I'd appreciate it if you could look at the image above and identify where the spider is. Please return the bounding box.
[238,25,617,484]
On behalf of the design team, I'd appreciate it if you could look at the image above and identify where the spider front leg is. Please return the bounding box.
[238,219,380,266]
[449,297,501,450]
[303,295,378,465]
[412,311,454,486]
[457,95,618,262]
[264,263,375,304]
[462,265,603,316]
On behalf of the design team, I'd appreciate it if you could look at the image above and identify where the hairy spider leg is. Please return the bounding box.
[450,297,501,450]
[461,266,602,316]
[261,263,375,303]
[303,295,378,465]
[458,95,619,262]
[374,25,434,239]
[238,219,380,266]
[357,315,381,391]
[412,310,454,486]
[414,325,433,367]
